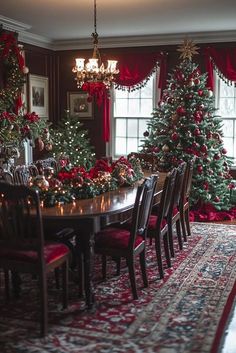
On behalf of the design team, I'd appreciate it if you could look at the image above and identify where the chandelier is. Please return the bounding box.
[72,0,119,90]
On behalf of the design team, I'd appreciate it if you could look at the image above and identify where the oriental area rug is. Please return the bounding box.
[0,223,236,353]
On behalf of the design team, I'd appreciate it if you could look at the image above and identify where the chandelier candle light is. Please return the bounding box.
[72,0,119,90]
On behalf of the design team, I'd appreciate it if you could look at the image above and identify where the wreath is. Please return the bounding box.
[0,32,26,113]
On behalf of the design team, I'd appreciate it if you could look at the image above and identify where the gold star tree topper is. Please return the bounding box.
[177,38,199,61]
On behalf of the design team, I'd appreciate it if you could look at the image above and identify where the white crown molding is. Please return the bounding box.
[1,15,236,50]
[52,31,236,51]
[0,15,31,32]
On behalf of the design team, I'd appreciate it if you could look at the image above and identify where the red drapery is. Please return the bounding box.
[88,51,167,142]
[204,47,236,90]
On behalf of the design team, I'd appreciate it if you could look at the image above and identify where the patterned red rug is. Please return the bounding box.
[0,223,235,353]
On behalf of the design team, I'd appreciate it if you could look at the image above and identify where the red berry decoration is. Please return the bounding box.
[214,196,220,202]
[206,131,212,139]
[214,154,220,160]
[198,89,203,96]
[194,78,200,85]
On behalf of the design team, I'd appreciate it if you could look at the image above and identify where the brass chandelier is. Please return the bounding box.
[72,0,119,89]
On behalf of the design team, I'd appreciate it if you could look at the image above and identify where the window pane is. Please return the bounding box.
[127,119,138,137]
[127,138,138,154]
[114,100,128,117]
[140,99,153,116]
[115,137,126,155]
[139,119,149,136]
[115,90,128,99]
[129,90,140,99]
[222,137,234,158]
[128,99,140,117]
[222,119,234,137]
[116,119,126,137]
[141,79,153,98]
[218,98,235,117]
[219,82,235,98]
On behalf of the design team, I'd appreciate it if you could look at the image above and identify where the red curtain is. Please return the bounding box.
[204,47,236,90]
[102,51,167,142]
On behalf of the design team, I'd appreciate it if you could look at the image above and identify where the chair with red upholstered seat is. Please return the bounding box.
[0,182,70,336]
[95,175,158,300]
[147,168,177,279]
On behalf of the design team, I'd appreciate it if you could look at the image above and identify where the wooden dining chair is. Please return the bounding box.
[94,175,158,299]
[166,162,187,257]
[0,182,70,336]
[179,157,196,241]
[13,165,32,185]
[147,168,177,279]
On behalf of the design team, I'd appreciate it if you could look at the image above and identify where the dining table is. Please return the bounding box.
[40,172,164,308]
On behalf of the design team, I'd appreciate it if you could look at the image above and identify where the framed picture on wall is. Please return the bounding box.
[29,74,49,117]
[67,91,93,119]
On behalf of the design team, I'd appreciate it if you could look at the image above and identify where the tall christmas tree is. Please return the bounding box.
[141,39,234,210]
[50,113,95,170]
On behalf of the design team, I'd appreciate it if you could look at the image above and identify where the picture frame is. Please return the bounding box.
[67,91,93,119]
[29,74,49,118]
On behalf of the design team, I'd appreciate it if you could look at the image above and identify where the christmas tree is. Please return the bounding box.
[50,112,95,170]
[141,39,234,210]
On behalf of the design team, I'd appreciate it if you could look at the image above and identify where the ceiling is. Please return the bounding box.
[1,0,236,49]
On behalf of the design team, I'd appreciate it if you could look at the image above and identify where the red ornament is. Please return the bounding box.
[194,78,200,85]
[198,90,204,96]
[221,148,227,154]
[194,111,203,123]
[206,131,212,139]
[203,182,209,190]
[214,196,220,202]
[214,154,220,160]
[171,132,179,141]
[197,165,203,173]
[193,128,201,136]
[170,83,176,90]
[200,144,208,153]
[176,106,186,116]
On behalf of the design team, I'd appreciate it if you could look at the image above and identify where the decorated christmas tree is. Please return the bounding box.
[50,112,95,170]
[141,39,234,210]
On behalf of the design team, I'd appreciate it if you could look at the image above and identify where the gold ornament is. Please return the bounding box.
[177,38,199,61]
[162,144,170,152]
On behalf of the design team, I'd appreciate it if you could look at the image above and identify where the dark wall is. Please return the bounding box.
[21,40,236,159]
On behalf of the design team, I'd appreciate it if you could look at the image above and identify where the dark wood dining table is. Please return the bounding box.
[40,173,163,308]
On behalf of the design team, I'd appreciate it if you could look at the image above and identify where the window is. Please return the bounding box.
[215,72,236,164]
[111,73,158,159]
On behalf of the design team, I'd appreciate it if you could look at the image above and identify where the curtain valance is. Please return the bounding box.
[205,47,236,90]
[102,51,167,142]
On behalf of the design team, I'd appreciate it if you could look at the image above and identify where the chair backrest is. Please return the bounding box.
[129,174,158,249]
[28,164,39,177]
[0,183,44,256]
[171,162,187,210]
[153,168,177,226]
[36,158,59,175]
[0,170,14,184]
[181,157,196,202]
[13,165,31,185]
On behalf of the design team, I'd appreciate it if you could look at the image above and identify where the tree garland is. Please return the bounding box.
[0,32,26,113]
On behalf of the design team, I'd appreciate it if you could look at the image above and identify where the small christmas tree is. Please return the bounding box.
[141,39,234,210]
[50,112,95,170]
